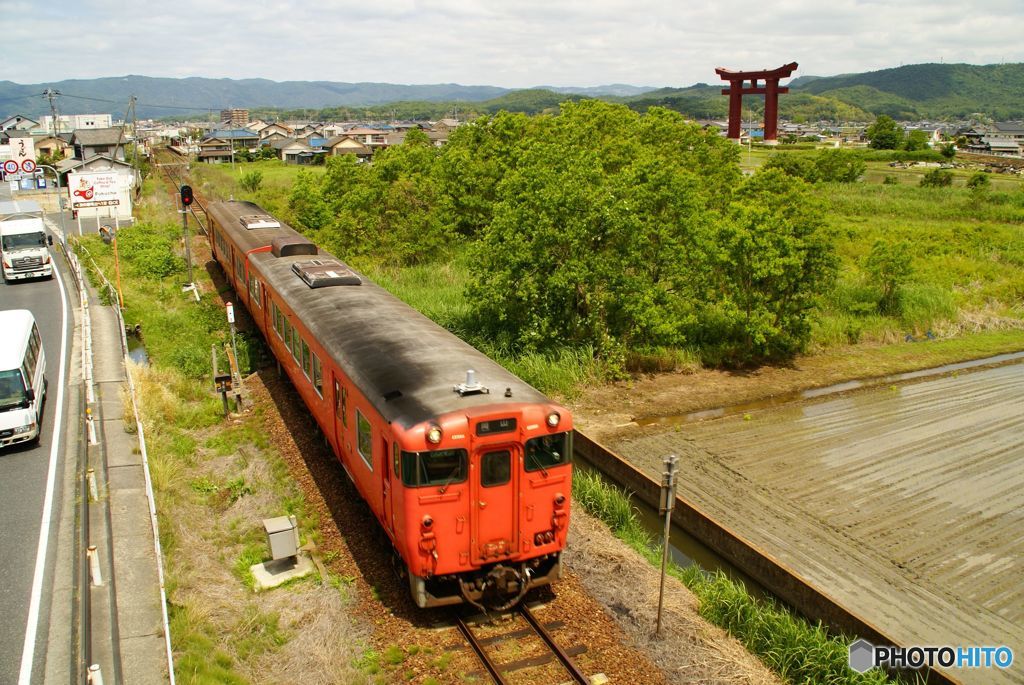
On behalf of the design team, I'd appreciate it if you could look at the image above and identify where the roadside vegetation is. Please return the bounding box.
[572,471,924,685]
[76,175,372,684]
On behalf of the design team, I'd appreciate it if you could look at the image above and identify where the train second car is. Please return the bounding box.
[206,200,573,609]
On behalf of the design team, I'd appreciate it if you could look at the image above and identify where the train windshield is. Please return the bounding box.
[401,448,468,487]
[524,432,572,472]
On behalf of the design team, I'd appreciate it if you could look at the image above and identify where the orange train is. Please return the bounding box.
[206,200,573,609]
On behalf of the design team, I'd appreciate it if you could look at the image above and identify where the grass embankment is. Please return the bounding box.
[189,159,321,220]
[572,471,923,685]
[76,176,370,683]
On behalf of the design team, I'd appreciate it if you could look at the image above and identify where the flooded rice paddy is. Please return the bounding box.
[608,360,1024,685]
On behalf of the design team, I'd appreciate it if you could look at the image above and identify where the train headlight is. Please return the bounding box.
[426,425,442,444]
[546,411,560,428]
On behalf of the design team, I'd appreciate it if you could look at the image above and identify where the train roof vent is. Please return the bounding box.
[454,369,489,396]
[239,214,281,230]
[271,236,317,258]
[291,259,362,288]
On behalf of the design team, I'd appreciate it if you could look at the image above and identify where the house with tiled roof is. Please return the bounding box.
[1,115,39,131]
[71,127,127,160]
[325,135,372,161]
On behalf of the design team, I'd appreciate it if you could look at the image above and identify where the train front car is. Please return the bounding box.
[395,394,573,610]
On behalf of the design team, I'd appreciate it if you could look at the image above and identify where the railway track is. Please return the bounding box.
[455,603,595,685]
[153,146,210,234]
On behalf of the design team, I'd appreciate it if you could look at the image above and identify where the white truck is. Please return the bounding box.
[0,199,54,282]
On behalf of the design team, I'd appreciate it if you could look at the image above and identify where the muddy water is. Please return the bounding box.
[609,360,1024,685]
[573,457,766,598]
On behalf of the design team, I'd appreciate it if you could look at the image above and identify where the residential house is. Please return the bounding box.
[33,134,73,159]
[258,122,294,141]
[384,129,448,147]
[272,138,316,164]
[1,115,39,131]
[344,127,389,150]
[197,131,260,163]
[71,127,128,160]
[325,135,372,161]
[983,122,1024,156]
[197,137,235,163]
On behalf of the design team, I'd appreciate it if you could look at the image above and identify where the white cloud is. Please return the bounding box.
[6,0,1023,87]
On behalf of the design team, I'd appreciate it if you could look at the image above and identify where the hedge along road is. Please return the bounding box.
[608,360,1024,685]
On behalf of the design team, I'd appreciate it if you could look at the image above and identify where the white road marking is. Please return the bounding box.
[19,258,70,684]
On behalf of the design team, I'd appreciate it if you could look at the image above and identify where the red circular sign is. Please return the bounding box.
[21,159,36,173]
[3,160,18,174]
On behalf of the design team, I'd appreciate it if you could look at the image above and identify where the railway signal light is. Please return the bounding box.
[180,185,194,207]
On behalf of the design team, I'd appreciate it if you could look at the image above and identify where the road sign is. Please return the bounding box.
[20,159,36,173]
[3,160,18,174]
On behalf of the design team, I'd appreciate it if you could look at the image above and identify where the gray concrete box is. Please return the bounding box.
[263,515,298,560]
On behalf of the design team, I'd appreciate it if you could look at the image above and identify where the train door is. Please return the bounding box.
[382,437,394,536]
[470,445,519,564]
[332,375,345,456]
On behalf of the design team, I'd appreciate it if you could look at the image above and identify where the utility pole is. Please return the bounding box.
[44,88,61,136]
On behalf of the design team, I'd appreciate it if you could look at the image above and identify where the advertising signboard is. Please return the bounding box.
[67,171,124,209]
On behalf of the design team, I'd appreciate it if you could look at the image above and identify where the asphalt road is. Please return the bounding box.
[0,193,74,684]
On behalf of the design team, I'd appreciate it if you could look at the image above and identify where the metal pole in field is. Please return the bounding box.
[655,453,678,637]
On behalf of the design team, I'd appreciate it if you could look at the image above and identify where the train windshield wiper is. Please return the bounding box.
[438,464,462,494]
[526,449,548,477]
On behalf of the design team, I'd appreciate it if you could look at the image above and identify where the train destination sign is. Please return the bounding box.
[476,418,517,436]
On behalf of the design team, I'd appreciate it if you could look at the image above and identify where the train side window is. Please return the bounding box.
[524,432,572,472]
[249,275,261,308]
[312,353,323,395]
[342,388,348,427]
[393,442,400,480]
[284,319,292,351]
[290,324,300,361]
[234,254,245,285]
[481,450,511,487]
[300,339,311,378]
[400,449,467,487]
[333,379,341,418]
[356,410,372,470]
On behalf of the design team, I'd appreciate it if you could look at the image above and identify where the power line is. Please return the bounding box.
[59,91,221,113]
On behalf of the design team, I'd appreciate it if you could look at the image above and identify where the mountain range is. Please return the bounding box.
[1,63,1021,122]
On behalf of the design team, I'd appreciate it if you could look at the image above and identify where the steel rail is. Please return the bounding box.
[454,613,509,685]
[517,605,590,685]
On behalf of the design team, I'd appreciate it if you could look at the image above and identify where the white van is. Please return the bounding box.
[0,200,54,281]
[0,309,47,447]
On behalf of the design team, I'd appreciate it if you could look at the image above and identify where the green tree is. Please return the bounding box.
[763,152,819,183]
[239,170,263,193]
[813,149,865,183]
[864,238,913,315]
[903,129,930,152]
[966,171,990,190]
[939,143,957,160]
[919,169,953,188]
[866,115,904,150]
[701,169,838,360]
[467,102,735,359]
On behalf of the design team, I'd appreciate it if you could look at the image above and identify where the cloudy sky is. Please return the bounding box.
[6,0,1024,88]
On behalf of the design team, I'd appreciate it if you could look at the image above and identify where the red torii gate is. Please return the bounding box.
[715,62,798,143]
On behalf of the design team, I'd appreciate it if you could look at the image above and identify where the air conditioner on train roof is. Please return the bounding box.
[239,214,281,230]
